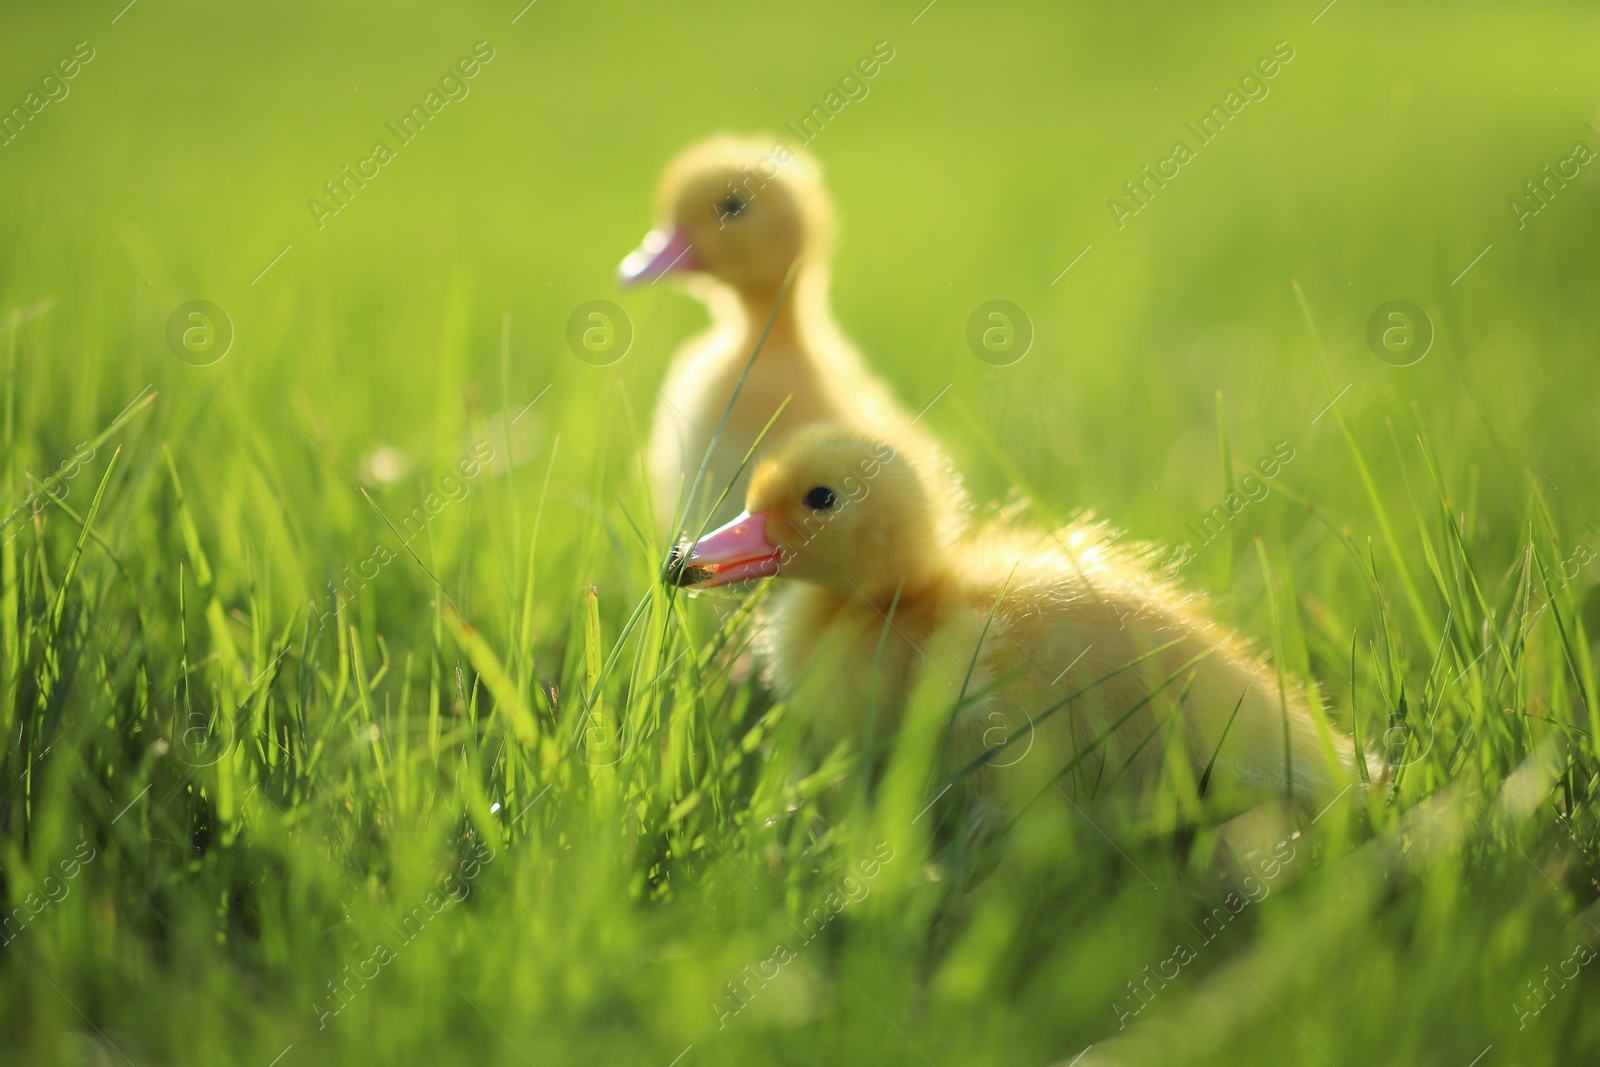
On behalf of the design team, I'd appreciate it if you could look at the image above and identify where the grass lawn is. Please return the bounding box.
[2,0,1599,1063]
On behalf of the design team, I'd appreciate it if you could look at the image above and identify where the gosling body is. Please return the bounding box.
[675,427,1369,813]
[620,135,931,532]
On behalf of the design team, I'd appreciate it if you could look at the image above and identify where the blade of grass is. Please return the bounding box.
[1293,282,1437,648]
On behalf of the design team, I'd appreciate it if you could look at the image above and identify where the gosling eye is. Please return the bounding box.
[804,486,838,511]
[718,196,746,219]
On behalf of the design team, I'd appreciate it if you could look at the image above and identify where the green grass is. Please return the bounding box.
[3,0,1600,1063]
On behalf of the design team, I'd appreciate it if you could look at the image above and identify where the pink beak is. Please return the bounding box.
[617,226,700,285]
[669,510,780,588]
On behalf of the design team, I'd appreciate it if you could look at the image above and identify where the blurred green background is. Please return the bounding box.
[4,0,1596,539]
[2,0,1598,1064]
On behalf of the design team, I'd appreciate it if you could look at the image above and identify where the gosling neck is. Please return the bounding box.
[736,255,830,353]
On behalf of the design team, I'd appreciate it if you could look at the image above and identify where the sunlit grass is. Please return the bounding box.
[3,1,1600,1064]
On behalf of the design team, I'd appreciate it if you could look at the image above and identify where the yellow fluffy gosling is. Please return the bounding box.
[668,426,1372,816]
[619,135,933,532]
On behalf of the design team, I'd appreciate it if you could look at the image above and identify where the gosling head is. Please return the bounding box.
[667,427,953,600]
[618,134,832,294]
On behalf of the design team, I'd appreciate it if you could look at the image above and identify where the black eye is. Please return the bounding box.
[804,486,838,511]
[719,196,745,218]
